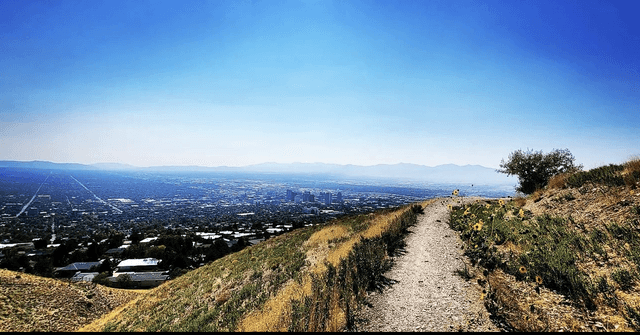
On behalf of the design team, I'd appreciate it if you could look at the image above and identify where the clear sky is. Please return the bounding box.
[1,0,638,170]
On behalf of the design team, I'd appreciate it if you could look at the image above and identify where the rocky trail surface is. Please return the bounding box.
[353,197,500,332]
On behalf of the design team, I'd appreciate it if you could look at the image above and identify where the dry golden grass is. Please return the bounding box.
[238,233,355,331]
[624,156,640,174]
[238,203,421,332]
[547,172,569,189]
[623,156,640,188]
[513,195,527,207]
[486,269,590,332]
[530,189,545,202]
[76,295,145,332]
[306,225,349,247]
[238,275,313,332]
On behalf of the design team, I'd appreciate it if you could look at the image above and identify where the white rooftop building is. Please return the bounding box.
[113,258,160,277]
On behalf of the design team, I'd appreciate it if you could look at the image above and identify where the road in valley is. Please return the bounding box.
[69,175,123,214]
[15,173,50,217]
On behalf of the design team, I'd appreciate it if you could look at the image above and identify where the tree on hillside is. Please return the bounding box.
[130,230,142,245]
[497,148,582,194]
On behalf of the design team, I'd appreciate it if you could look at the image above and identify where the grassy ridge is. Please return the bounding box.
[449,158,640,331]
[0,269,142,332]
[80,200,430,332]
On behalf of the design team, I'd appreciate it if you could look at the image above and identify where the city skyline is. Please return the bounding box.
[2,0,639,170]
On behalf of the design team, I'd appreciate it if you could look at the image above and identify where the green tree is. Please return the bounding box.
[116,274,133,289]
[97,258,113,274]
[231,237,248,252]
[497,148,582,194]
[204,239,230,263]
[33,237,48,250]
[33,257,54,277]
[92,272,111,286]
[130,230,142,245]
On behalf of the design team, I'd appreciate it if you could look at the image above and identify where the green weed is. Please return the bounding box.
[612,268,636,291]
[565,164,625,188]
[454,263,474,281]
[450,202,595,309]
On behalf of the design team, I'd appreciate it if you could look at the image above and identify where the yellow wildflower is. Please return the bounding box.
[452,189,459,196]
[519,208,525,218]
[535,276,543,285]
[447,204,453,211]
[499,199,505,206]
[519,266,527,274]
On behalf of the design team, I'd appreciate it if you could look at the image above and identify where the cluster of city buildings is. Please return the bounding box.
[285,190,343,205]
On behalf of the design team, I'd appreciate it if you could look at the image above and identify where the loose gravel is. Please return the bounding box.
[353,197,499,332]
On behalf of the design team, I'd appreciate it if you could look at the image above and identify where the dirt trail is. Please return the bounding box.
[353,197,499,332]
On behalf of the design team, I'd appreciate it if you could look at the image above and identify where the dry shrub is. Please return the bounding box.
[486,271,581,332]
[548,173,570,189]
[530,189,545,202]
[623,157,640,188]
[486,271,536,331]
[214,290,231,305]
[513,196,527,207]
[624,157,640,173]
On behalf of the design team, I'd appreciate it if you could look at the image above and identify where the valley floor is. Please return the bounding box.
[353,197,499,332]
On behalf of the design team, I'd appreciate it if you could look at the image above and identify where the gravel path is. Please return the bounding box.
[353,197,499,332]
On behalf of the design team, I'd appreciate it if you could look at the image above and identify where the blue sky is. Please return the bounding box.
[1,0,638,169]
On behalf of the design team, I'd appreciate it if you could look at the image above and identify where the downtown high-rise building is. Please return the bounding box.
[322,192,332,205]
[286,190,296,202]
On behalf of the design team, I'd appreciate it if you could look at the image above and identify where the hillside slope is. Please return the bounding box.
[80,201,429,332]
[0,269,142,332]
[448,159,640,331]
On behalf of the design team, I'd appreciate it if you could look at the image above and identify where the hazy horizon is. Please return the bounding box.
[0,158,495,169]
[0,159,518,186]
[2,0,639,170]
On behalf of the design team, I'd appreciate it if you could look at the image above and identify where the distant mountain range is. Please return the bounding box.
[0,160,517,185]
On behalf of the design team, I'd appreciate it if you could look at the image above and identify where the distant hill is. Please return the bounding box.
[241,162,516,185]
[0,160,95,171]
[90,162,139,170]
[0,160,517,186]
